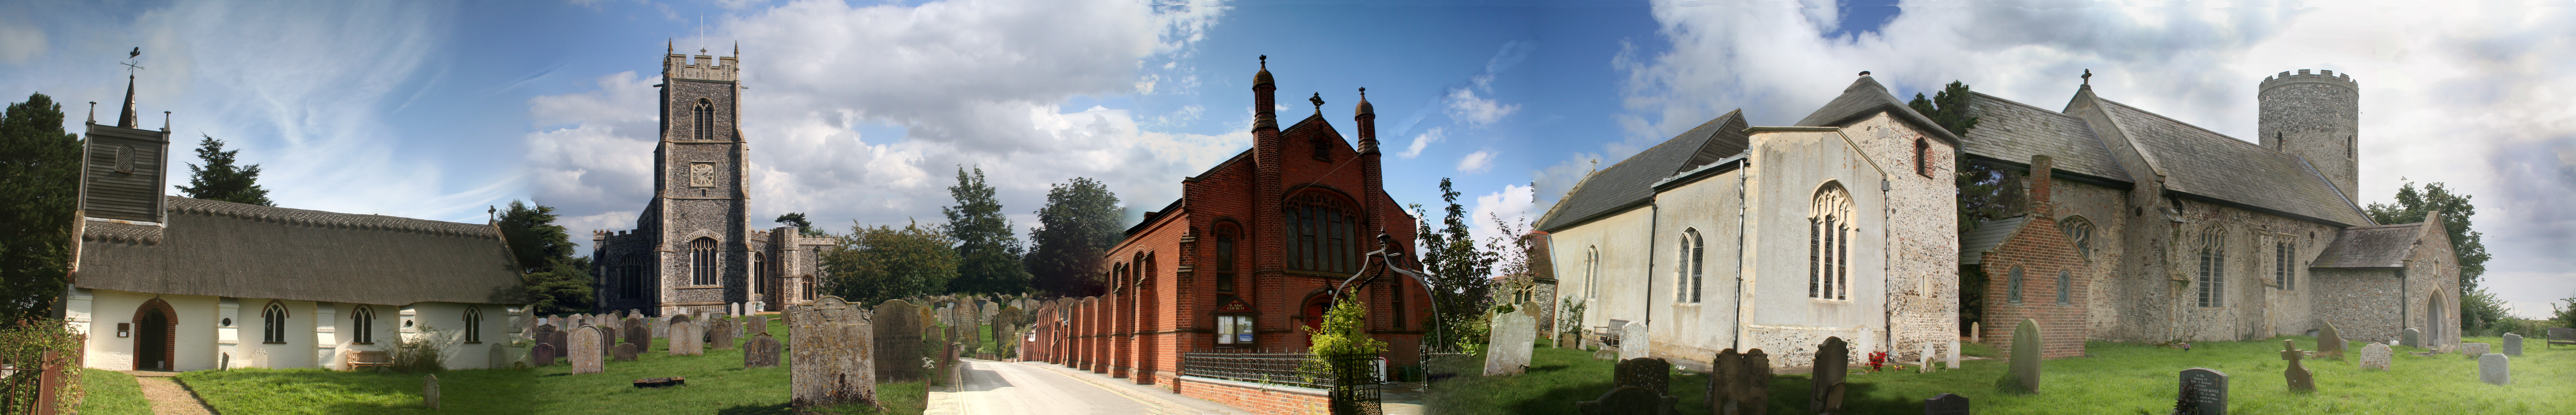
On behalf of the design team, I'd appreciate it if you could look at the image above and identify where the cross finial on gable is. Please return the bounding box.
[1310,92,1324,109]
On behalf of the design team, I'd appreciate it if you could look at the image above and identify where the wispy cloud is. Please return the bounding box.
[1398,127,1443,159]
[1457,149,1496,173]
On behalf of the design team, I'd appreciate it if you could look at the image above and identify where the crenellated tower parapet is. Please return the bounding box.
[664,45,739,82]
[2258,69,2361,203]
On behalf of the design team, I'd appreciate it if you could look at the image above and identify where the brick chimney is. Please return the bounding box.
[2027,155,2054,215]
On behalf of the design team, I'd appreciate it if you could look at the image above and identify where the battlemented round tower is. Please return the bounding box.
[2258,69,2360,203]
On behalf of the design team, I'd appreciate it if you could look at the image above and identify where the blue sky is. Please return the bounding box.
[5,0,2571,318]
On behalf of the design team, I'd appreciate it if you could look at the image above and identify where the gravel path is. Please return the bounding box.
[130,376,215,415]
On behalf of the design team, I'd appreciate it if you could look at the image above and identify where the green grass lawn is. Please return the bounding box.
[75,368,154,415]
[179,318,926,415]
[1430,335,2576,415]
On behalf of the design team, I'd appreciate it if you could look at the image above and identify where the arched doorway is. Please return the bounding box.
[133,298,178,371]
[2426,294,2447,346]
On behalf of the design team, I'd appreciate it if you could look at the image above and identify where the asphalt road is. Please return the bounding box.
[939,360,1202,415]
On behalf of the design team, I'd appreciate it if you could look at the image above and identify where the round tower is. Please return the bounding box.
[2258,69,2360,203]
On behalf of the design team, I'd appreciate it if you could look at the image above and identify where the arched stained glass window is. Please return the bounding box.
[262,302,289,344]
[1809,182,1854,300]
[1285,193,1359,273]
[691,238,720,286]
[1676,229,1704,303]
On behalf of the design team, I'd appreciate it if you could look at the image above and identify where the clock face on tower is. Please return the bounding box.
[690,162,716,187]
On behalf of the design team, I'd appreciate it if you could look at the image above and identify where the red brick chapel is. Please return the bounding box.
[1031,57,1433,389]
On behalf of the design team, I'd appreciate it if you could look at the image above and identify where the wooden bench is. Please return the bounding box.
[2548,328,2576,348]
[346,351,391,371]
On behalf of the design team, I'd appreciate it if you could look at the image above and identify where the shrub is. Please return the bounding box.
[0,318,85,413]
[389,326,450,373]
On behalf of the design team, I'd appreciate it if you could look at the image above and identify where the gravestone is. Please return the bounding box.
[532,343,558,366]
[423,374,439,409]
[1614,357,1673,395]
[571,325,605,374]
[652,315,669,339]
[710,320,737,350]
[2401,328,2421,348]
[2315,321,2346,360]
[1922,393,1967,415]
[2461,342,2489,357]
[1810,337,1848,414]
[2003,319,2041,394]
[1917,342,1934,373]
[533,323,561,352]
[2502,333,2522,356]
[2177,368,2228,415]
[670,321,705,356]
[251,348,269,369]
[746,333,782,368]
[1484,307,1539,376]
[624,318,648,350]
[614,343,639,362]
[597,326,617,357]
[2358,344,2392,370]
[2478,353,2509,385]
[1706,348,1771,415]
[791,296,879,411]
[749,315,770,336]
[2278,339,2313,393]
[1946,339,1961,370]
[1619,321,1650,361]
[1576,386,1671,415]
[875,299,926,381]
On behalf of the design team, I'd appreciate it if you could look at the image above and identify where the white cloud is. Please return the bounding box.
[1608,0,2576,317]
[1456,149,1496,173]
[1467,183,1537,250]
[1444,88,1518,128]
[1398,127,1443,159]
[529,0,1236,252]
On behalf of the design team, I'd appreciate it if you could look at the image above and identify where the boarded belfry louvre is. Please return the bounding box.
[59,75,532,371]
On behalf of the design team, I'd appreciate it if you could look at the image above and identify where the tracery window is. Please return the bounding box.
[2196,230,2227,308]
[2060,216,2094,260]
[2006,266,2025,304]
[691,238,720,286]
[693,98,716,140]
[463,307,483,343]
[349,306,375,344]
[2274,242,2294,290]
[1675,229,1704,303]
[261,302,289,344]
[1286,193,1359,274]
[1808,182,1854,300]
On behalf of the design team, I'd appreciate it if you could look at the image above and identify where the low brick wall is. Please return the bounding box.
[1172,375,1328,415]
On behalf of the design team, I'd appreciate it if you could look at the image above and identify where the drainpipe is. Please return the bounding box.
[1647,203,1658,331]
[2397,264,2407,342]
[1731,154,1751,351]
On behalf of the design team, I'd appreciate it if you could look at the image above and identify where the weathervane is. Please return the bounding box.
[121,47,145,75]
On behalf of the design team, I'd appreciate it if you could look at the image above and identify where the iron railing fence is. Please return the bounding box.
[1323,354,1383,415]
[1178,352,1331,389]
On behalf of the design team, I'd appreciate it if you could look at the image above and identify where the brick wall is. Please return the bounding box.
[1173,376,1330,415]
[1977,156,2093,359]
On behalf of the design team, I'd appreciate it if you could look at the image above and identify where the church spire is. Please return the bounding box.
[117,75,138,128]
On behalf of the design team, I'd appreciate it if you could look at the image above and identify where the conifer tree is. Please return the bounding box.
[178,135,272,206]
[1024,177,1124,297]
[0,93,82,321]
[943,166,1032,294]
[497,200,594,314]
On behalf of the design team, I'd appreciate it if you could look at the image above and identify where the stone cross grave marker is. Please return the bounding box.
[624,318,648,351]
[2401,328,2421,348]
[670,321,705,356]
[1576,386,1667,415]
[1614,357,1672,395]
[711,318,737,350]
[2004,319,2041,394]
[2177,368,2228,415]
[423,374,439,409]
[1923,393,1968,415]
[1484,306,1538,376]
[746,333,782,368]
[1811,337,1849,414]
[2502,333,2522,356]
[1946,339,1961,370]
[1618,321,1650,361]
[2358,343,2392,370]
[2279,339,2313,393]
[2478,353,2510,385]
[1706,348,1770,415]
[2461,342,2488,357]
[1917,342,1934,373]
[2315,321,2346,360]
[532,343,558,366]
[614,343,639,362]
[791,296,879,411]
[875,299,925,382]
[571,325,605,374]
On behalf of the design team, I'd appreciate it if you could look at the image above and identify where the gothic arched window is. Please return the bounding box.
[693,99,716,140]
[2055,270,2072,305]
[1215,225,1238,292]
[752,252,766,296]
[349,306,375,344]
[2006,266,2025,304]
[1676,228,1704,303]
[2060,216,2094,260]
[463,306,483,343]
[2196,230,2227,308]
[1808,182,1854,300]
[622,255,647,300]
[691,238,720,286]
[1914,138,1934,177]
[261,302,289,344]
[1286,193,1359,273]
[1585,246,1599,299]
[2275,242,2295,291]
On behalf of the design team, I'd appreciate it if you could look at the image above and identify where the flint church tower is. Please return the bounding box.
[593,43,829,316]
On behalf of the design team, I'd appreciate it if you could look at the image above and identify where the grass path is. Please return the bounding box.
[1429,335,2576,415]
[75,369,155,415]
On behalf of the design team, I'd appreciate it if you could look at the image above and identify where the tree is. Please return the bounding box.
[2363,180,2503,334]
[2553,291,2576,330]
[1415,178,1496,353]
[1912,81,2003,332]
[178,134,272,206]
[496,200,593,314]
[0,93,81,322]
[821,220,960,305]
[1024,177,1125,297]
[942,166,1032,295]
[774,212,828,236]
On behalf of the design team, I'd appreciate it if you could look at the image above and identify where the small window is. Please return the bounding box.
[262,302,289,344]
[350,306,375,344]
[693,99,716,140]
[1676,229,1704,303]
[2055,270,2071,305]
[2007,266,2025,304]
[1914,138,1934,177]
[2196,231,2226,308]
[801,275,816,300]
[1585,246,1600,299]
[463,307,483,343]
[691,238,720,286]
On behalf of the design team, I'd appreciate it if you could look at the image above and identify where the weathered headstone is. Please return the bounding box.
[710,320,737,350]
[1946,339,1961,370]
[2401,328,2421,348]
[1917,342,1935,373]
[2177,368,2228,415]
[2279,339,2313,393]
[749,315,770,336]
[746,333,782,368]
[875,299,926,382]
[2478,353,2510,385]
[1811,337,1848,414]
[2358,343,2392,370]
[532,343,558,366]
[571,325,605,374]
[423,374,439,409]
[613,343,639,362]
[2502,333,2522,356]
[2002,319,2042,394]
[2315,321,2345,360]
[1922,393,1967,415]
[791,296,880,411]
[651,315,669,339]
[596,326,616,357]
[1615,357,1673,395]
[1484,308,1539,376]
[1576,386,1671,415]
[1706,348,1771,415]
[624,318,648,350]
[669,321,705,356]
[1619,321,1650,362]
[2460,342,2489,357]
[532,323,560,351]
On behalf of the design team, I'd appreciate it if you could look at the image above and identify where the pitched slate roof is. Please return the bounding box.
[1958,215,2031,265]
[2093,99,2372,227]
[1536,110,1749,232]
[1959,93,2131,183]
[75,196,530,306]
[1795,76,1961,144]
[2311,222,2427,268]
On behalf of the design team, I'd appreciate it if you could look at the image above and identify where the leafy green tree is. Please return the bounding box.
[496,200,593,314]
[821,220,960,305]
[1024,177,1124,297]
[774,212,827,236]
[1301,290,1389,383]
[942,166,1032,295]
[1415,178,1495,353]
[0,93,82,322]
[2363,180,2502,334]
[177,134,272,206]
[1912,81,2002,330]
[2552,292,2576,330]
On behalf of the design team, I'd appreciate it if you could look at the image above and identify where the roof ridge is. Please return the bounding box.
[2096,98,2278,154]
[165,196,498,239]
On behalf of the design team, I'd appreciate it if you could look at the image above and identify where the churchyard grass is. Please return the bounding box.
[178,318,926,415]
[1428,335,2576,414]
[75,368,154,415]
